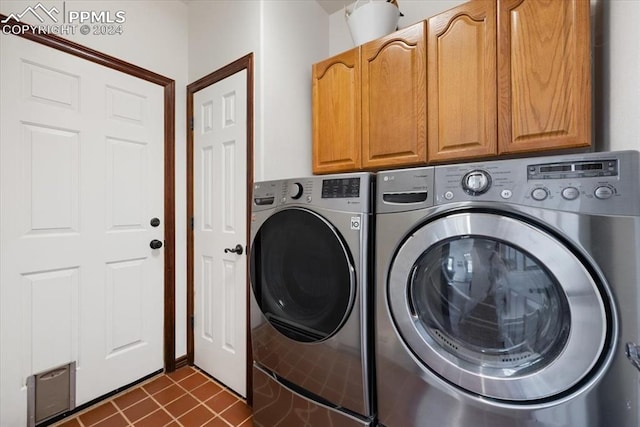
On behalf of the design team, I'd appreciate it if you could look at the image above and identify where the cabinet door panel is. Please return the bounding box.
[428,0,497,162]
[362,22,427,169]
[498,0,591,153]
[312,48,361,174]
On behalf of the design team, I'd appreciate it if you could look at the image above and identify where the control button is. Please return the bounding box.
[306,195,312,203]
[444,191,454,200]
[288,182,303,199]
[501,189,513,199]
[594,186,614,200]
[462,170,491,195]
[561,187,580,200]
[531,188,549,201]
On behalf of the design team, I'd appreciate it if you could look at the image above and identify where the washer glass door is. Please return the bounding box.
[250,208,355,343]
[388,212,610,402]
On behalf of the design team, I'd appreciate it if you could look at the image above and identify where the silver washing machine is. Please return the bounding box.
[250,173,374,427]
[375,151,640,427]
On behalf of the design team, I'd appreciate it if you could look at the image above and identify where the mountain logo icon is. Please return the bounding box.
[1,3,60,24]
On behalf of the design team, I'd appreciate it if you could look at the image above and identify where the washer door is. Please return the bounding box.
[250,208,356,343]
[388,211,610,402]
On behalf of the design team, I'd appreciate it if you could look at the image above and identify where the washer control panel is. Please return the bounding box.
[252,173,373,214]
[429,151,640,217]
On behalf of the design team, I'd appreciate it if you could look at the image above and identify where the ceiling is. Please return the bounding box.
[316,0,354,15]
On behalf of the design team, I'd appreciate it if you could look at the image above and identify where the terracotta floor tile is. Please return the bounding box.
[202,416,232,427]
[165,393,199,418]
[123,397,161,423]
[78,401,118,426]
[48,369,251,427]
[142,375,174,394]
[167,366,196,382]
[92,413,129,427]
[220,400,252,426]
[178,372,209,391]
[178,404,216,426]
[113,387,148,410]
[133,408,173,427]
[204,390,238,414]
[191,380,224,402]
[55,418,81,427]
[152,383,187,405]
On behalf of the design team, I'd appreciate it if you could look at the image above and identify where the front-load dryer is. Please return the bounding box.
[250,173,374,427]
[375,151,640,427]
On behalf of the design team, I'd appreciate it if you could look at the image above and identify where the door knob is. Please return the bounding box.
[150,239,163,249]
[224,244,244,255]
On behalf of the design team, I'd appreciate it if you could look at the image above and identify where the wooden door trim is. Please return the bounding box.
[186,54,254,404]
[1,15,178,372]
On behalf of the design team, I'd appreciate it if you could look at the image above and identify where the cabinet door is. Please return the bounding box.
[498,0,591,154]
[312,48,361,174]
[427,0,497,163]
[362,22,427,170]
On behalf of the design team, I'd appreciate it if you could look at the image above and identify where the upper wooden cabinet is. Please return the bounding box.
[312,48,361,174]
[427,0,497,163]
[498,0,591,154]
[312,22,426,174]
[311,0,591,173]
[362,22,427,170]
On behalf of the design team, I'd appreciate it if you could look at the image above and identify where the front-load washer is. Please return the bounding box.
[250,173,374,427]
[375,151,640,427]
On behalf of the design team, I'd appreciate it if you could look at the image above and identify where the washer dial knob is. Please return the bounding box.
[561,187,580,200]
[288,182,303,199]
[594,185,614,200]
[531,187,549,201]
[462,170,491,195]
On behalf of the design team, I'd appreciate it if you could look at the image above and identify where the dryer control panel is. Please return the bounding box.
[430,151,640,217]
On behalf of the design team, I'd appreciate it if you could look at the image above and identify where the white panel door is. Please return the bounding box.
[193,70,247,397]
[0,34,164,426]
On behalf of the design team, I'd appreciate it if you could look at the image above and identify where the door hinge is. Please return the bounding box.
[190,217,194,230]
[190,315,194,329]
[190,117,194,131]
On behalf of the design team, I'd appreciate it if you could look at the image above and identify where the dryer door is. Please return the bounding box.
[388,211,611,402]
[250,207,356,343]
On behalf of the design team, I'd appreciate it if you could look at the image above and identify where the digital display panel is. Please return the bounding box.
[540,165,571,173]
[528,159,617,180]
[575,163,604,171]
[321,177,360,198]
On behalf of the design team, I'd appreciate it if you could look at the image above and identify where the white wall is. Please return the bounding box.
[0,0,190,356]
[261,0,328,179]
[598,0,640,151]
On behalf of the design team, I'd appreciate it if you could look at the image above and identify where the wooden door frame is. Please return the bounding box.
[186,54,254,403]
[1,15,178,372]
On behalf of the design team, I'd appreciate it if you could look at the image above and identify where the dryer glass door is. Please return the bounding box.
[250,208,356,343]
[410,236,570,371]
[388,212,610,402]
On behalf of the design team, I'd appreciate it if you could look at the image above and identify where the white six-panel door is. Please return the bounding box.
[193,70,247,397]
[0,34,164,426]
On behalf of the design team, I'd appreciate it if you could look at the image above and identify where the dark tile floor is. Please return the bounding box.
[51,366,252,427]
